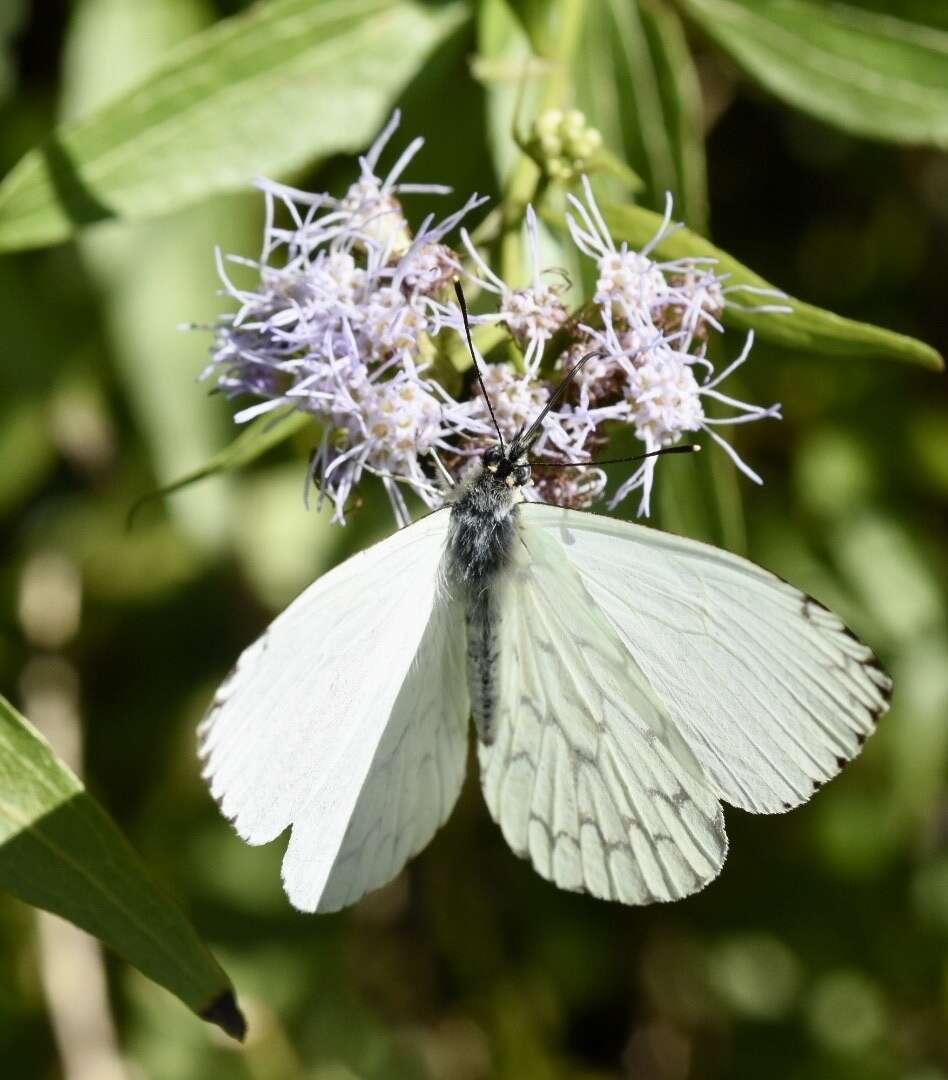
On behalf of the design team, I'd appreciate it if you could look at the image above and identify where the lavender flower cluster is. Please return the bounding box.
[203,112,784,526]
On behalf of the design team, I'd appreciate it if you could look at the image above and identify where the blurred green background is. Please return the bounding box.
[2,1,947,1078]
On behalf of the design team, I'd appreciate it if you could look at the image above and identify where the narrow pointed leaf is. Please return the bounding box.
[677,0,948,148]
[130,408,313,524]
[0,694,245,1040]
[575,0,708,229]
[0,0,467,251]
[639,0,708,232]
[603,201,944,370]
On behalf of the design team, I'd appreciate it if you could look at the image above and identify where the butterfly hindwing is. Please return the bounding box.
[519,502,892,815]
[200,507,468,912]
[479,523,728,904]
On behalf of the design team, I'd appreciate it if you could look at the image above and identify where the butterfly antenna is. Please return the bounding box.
[528,445,701,467]
[454,281,505,453]
[512,348,604,457]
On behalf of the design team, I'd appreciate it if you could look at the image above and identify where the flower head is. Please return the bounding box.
[202,112,488,524]
[200,115,784,527]
[581,320,781,515]
[459,206,570,372]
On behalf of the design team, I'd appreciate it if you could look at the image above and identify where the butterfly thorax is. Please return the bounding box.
[445,464,521,588]
[445,458,526,744]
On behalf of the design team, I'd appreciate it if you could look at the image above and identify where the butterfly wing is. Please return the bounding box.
[314,589,468,912]
[200,508,469,912]
[519,502,892,815]
[480,523,728,904]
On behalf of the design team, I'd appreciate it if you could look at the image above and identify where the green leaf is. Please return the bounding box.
[129,408,313,524]
[843,1,948,33]
[603,201,944,370]
[0,694,245,1040]
[0,0,27,105]
[63,0,247,551]
[575,0,708,230]
[477,0,547,184]
[654,437,746,552]
[638,0,708,232]
[655,447,716,543]
[676,0,948,148]
[0,0,467,252]
[0,399,55,516]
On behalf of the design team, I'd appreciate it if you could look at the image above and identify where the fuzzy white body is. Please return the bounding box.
[444,468,523,744]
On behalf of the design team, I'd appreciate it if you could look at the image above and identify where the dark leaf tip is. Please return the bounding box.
[201,989,247,1042]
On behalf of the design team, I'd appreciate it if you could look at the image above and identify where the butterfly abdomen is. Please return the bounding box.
[466,588,501,743]
[445,468,519,744]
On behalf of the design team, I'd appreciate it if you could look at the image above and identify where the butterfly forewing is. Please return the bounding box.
[313,591,469,912]
[200,507,465,912]
[479,524,728,903]
[519,502,891,815]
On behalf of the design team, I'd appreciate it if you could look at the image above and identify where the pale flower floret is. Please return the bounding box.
[531,463,607,509]
[459,206,569,371]
[596,249,669,321]
[470,363,550,442]
[599,328,782,517]
[624,348,705,447]
[464,362,619,509]
[666,265,726,342]
[502,283,570,348]
[660,265,790,349]
[397,242,459,294]
[566,177,688,325]
[339,178,413,258]
[201,109,787,529]
[310,372,480,526]
[360,376,445,471]
[359,288,429,362]
[201,111,488,526]
[313,250,367,307]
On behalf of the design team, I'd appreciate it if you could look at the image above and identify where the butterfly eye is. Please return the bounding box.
[483,448,502,469]
[514,465,530,487]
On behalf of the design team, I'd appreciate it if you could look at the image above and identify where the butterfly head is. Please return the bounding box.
[483,445,530,489]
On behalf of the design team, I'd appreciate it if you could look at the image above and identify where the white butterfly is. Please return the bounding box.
[200,296,891,914]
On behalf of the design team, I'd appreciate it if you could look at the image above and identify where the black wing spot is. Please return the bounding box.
[801,594,822,622]
[799,589,893,726]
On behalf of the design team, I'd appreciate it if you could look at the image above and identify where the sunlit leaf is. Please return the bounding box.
[911,410,948,497]
[844,0,948,33]
[575,0,708,230]
[0,694,245,1040]
[603,201,944,370]
[639,0,708,231]
[706,426,747,555]
[233,463,341,610]
[655,447,716,544]
[129,408,312,525]
[831,512,942,642]
[678,0,948,147]
[63,0,248,550]
[0,0,467,251]
[890,639,948,829]
[477,0,546,185]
